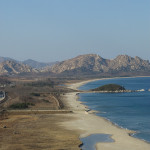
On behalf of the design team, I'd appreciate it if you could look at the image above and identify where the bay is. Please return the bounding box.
[79,77,150,142]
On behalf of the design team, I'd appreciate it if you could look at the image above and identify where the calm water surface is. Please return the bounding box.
[80,134,114,150]
[79,77,150,142]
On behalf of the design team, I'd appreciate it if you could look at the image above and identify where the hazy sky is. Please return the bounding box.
[0,0,150,62]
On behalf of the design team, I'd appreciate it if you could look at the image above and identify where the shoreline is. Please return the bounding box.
[68,76,150,91]
[62,77,150,150]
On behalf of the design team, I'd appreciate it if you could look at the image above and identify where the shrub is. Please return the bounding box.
[31,93,40,96]
[92,84,125,91]
[9,103,34,109]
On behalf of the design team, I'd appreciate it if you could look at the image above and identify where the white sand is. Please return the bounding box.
[67,78,102,90]
[62,79,150,150]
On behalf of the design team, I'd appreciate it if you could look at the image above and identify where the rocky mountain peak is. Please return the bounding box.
[49,54,107,73]
[0,54,150,76]
[115,55,132,62]
[47,54,150,74]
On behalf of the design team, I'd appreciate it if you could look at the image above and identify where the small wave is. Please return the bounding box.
[131,133,149,143]
[102,117,126,129]
[130,130,140,136]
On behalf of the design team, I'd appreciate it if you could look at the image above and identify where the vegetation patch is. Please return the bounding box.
[92,84,125,91]
[26,79,55,88]
[31,93,40,96]
[42,99,50,103]
[9,103,34,109]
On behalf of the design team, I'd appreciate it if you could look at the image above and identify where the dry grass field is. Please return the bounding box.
[0,114,81,150]
[0,77,82,150]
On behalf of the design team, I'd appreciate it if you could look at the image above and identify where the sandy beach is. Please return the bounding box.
[62,79,150,150]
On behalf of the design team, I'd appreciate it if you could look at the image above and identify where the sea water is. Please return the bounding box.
[80,134,114,150]
[79,77,150,143]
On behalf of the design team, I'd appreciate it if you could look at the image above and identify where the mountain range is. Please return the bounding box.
[0,54,150,76]
[48,54,150,74]
[0,60,38,75]
[22,59,58,69]
[0,56,58,69]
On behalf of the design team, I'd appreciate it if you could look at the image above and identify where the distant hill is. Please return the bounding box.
[0,56,16,63]
[47,54,150,75]
[0,56,58,69]
[0,60,38,75]
[23,59,58,69]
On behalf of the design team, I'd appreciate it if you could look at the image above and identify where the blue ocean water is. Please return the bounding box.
[79,77,150,143]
